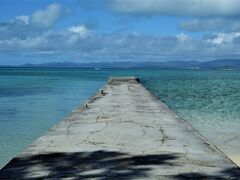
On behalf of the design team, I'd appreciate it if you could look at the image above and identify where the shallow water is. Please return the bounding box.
[143,70,240,145]
[0,68,239,167]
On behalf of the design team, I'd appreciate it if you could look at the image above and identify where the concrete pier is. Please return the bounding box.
[0,77,239,179]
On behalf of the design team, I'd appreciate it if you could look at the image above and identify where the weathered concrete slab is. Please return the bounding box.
[0,77,239,179]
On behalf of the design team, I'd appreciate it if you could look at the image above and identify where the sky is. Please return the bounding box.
[1,0,240,65]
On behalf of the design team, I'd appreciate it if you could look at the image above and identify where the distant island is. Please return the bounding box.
[1,59,240,69]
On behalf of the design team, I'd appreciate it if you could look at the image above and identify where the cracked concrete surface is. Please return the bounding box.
[0,77,239,179]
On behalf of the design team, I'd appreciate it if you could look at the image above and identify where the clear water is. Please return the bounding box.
[142,70,240,145]
[0,68,240,167]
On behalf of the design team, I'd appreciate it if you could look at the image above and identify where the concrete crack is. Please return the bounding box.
[79,122,109,146]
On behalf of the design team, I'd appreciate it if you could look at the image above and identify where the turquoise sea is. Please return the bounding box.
[0,68,240,167]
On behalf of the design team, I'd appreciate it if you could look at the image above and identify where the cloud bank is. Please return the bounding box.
[1,2,240,64]
[1,24,240,63]
[108,0,240,17]
[180,18,240,32]
[106,0,240,32]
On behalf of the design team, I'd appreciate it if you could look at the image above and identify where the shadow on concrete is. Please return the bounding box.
[174,167,240,180]
[0,150,239,179]
[0,150,177,179]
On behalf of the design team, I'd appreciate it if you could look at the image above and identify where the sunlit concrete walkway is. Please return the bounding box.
[0,77,239,179]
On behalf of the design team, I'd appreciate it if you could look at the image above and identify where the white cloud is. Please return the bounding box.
[109,0,240,17]
[15,15,29,25]
[206,32,240,45]
[68,25,91,38]
[176,33,190,42]
[31,3,63,28]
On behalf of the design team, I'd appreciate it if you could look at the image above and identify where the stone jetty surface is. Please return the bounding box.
[0,77,239,179]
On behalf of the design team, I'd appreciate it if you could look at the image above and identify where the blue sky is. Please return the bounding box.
[1,0,240,65]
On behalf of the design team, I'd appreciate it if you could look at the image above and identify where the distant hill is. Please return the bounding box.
[1,59,240,69]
